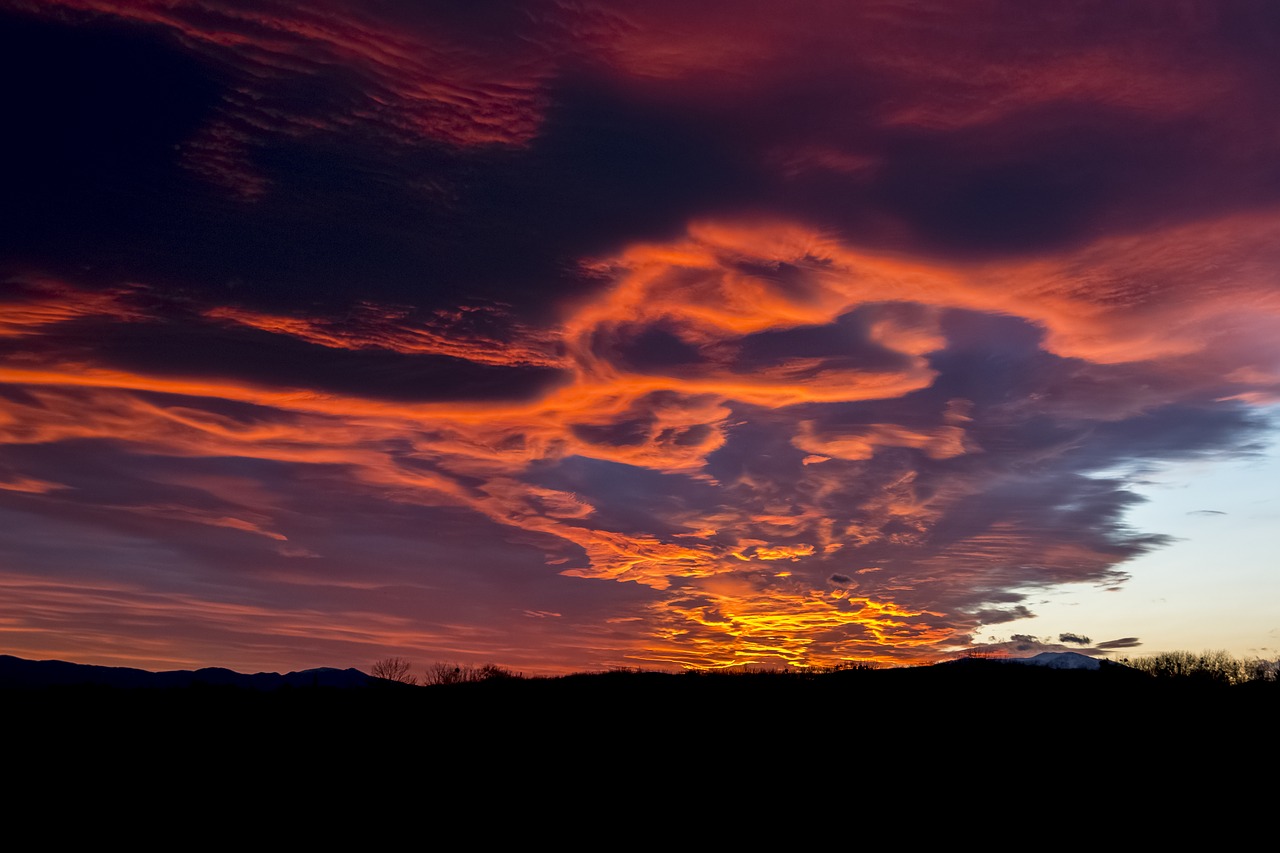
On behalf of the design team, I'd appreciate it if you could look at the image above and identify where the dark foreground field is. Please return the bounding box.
[9,658,1274,753]
[6,657,1273,823]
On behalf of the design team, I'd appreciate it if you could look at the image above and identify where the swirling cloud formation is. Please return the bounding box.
[1,0,1277,674]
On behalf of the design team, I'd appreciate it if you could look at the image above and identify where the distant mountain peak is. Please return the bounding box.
[1007,651,1102,670]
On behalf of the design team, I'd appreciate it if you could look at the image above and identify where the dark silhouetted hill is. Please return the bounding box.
[0,653,377,690]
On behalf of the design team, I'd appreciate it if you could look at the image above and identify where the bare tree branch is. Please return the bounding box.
[371,655,417,685]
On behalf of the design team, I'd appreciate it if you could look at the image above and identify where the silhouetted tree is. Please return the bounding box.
[424,662,467,685]
[371,656,417,685]
[423,661,520,685]
[1123,649,1266,686]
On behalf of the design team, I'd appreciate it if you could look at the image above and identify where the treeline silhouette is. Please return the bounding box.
[369,656,522,686]
[1116,649,1279,685]
[372,649,1280,690]
[349,649,1279,763]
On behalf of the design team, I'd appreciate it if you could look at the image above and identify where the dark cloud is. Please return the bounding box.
[971,607,1035,626]
[0,16,223,276]
[1059,633,1091,646]
[1096,638,1143,650]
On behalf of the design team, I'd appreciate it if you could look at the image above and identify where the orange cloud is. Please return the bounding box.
[5,198,1280,672]
[751,544,816,562]
[204,302,564,368]
[794,420,973,462]
[0,279,144,336]
[0,474,65,494]
[642,572,959,670]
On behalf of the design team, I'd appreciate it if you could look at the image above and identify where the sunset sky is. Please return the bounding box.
[3,0,1279,676]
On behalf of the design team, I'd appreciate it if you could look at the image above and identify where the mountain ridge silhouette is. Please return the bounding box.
[0,653,377,690]
[1,650,1114,690]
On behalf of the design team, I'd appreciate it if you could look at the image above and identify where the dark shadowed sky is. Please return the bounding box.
[2,0,1278,675]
